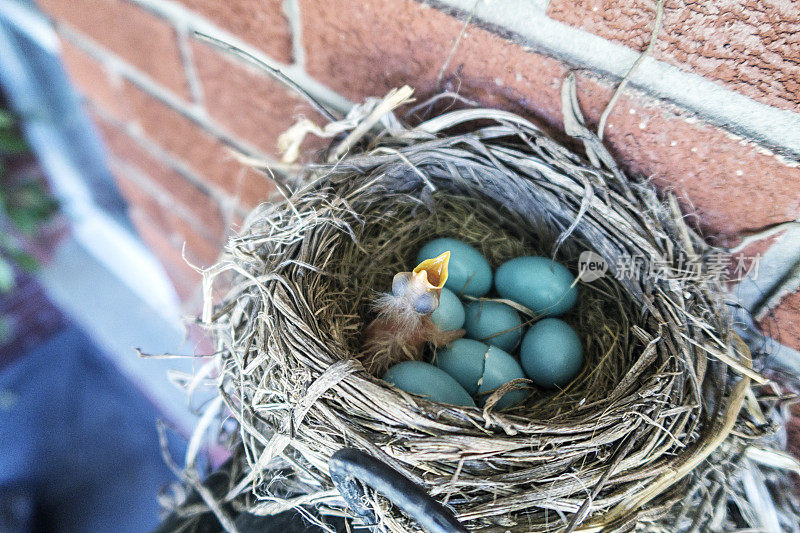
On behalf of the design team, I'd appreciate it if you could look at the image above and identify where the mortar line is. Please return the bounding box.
[734,315,800,376]
[732,225,800,313]
[109,153,221,242]
[427,0,800,162]
[91,104,239,231]
[128,0,800,163]
[131,0,800,162]
[56,23,307,217]
[753,262,800,324]
[174,17,205,108]
[763,339,800,376]
[283,0,306,70]
[126,0,351,114]
[57,24,283,166]
[90,102,247,225]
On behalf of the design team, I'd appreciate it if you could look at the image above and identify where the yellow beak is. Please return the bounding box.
[412,251,450,293]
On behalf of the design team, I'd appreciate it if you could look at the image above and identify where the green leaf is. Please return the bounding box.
[11,251,38,272]
[0,232,19,254]
[7,210,38,235]
[0,259,14,292]
[0,128,27,154]
[2,180,58,234]
[0,110,14,128]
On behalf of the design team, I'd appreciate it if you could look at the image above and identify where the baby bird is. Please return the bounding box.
[361,251,465,375]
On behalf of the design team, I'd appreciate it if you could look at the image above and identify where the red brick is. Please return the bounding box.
[177,0,292,63]
[129,209,203,302]
[547,0,800,112]
[186,322,216,357]
[236,169,281,210]
[300,0,800,240]
[90,111,225,240]
[59,38,127,120]
[111,161,172,228]
[191,39,326,158]
[572,74,800,241]
[302,0,552,112]
[40,0,190,99]
[171,215,223,266]
[759,290,800,353]
[301,0,578,124]
[121,83,279,208]
[111,161,222,267]
[724,232,783,289]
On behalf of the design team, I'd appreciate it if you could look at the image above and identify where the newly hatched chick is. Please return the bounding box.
[361,251,465,375]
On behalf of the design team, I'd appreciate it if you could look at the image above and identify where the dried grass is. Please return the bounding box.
[174,88,799,532]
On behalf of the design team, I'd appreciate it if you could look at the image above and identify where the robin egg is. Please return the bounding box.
[430,287,465,331]
[463,300,522,352]
[495,256,577,316]
[417,238,492,297]
[383,361,475,407]
[435,339,527,409]
[520,318,583,388]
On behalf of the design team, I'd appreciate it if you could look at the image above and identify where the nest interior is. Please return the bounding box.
[206,108,763,532]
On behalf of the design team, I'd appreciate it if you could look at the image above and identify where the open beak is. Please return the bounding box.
[412,251,450,294]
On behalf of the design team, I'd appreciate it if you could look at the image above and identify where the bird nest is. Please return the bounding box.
[190,86,793,532]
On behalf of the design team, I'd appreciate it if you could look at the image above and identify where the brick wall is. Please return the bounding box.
[38,0,800,355]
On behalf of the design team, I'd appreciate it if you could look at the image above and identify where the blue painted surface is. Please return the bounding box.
[0,0,130,230]
[0,325,182,532]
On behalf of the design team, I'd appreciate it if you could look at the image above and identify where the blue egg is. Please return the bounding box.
[435,338,488,394]
[383,361,475,407]
[520,318,583,388]
[417,238,492,297]
[478,346,527,409]
[463,300,522,352]
[495,256,577,316]
[435,339,527,409]
[430,288,465,331]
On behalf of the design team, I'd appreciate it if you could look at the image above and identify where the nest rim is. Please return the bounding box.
[205,103,761,532]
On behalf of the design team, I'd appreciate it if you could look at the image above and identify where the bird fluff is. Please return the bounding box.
[361,251,465,375]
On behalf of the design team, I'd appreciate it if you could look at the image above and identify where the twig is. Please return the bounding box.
[195,32,339,122]
[597,0,666,140]
[437,0,481,90]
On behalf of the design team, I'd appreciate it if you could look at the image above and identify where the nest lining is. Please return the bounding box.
[198,103,780,532]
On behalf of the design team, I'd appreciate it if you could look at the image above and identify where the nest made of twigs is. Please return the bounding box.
[195,89,791,532]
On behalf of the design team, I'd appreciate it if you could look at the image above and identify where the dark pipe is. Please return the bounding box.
[329,448,469,533]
